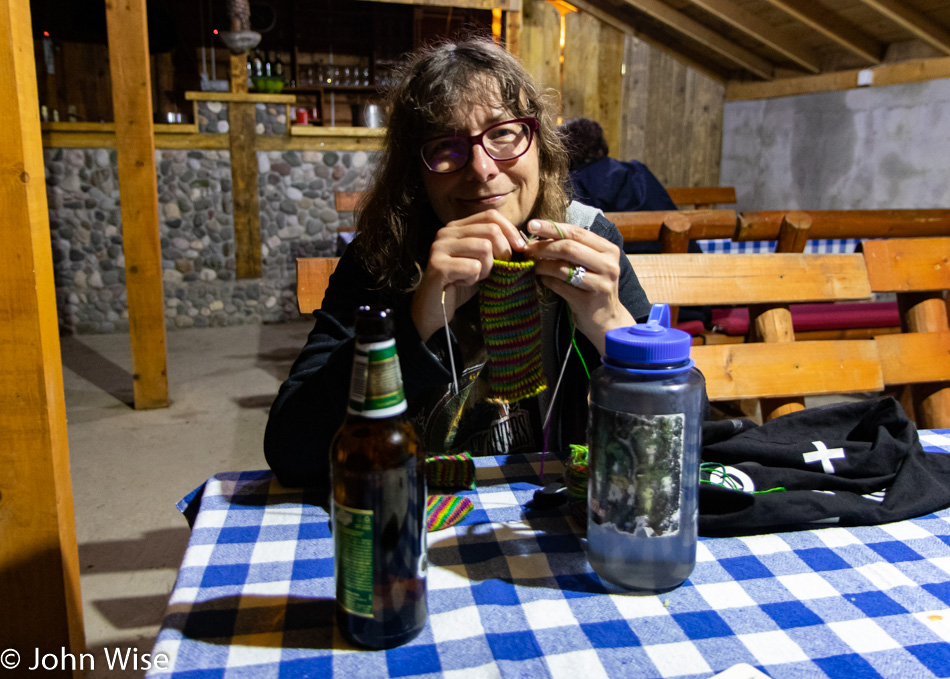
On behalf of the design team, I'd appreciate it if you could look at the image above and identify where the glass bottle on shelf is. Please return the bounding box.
[252,51,263,78]
[264,51,273,78]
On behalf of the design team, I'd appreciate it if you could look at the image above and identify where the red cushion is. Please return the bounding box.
[710,302,900,336]
[675,320,706,336]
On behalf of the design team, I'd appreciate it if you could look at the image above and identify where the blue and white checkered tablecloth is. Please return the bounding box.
[148,430,950,679]
[698,239,860,254]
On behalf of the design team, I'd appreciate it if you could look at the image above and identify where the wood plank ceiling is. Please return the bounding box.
[571,0,950,92]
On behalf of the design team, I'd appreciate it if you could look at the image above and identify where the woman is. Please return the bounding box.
[264,38,651,489]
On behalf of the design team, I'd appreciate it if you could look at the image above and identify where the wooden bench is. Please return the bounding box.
[334,187,738,215]
[630,251,884,421]
[737,209,950,251]
[862,237,950,428]
[295,244,948,426]
[665,186,736,209]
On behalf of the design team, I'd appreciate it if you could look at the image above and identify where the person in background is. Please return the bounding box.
[264,38,652,489]
[559,116,709,327]
[558,117,678,224]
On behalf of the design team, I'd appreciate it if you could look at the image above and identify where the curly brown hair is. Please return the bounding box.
[353,37,570,292]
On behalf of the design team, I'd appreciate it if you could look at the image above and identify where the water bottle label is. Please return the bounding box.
[589,406,685,537]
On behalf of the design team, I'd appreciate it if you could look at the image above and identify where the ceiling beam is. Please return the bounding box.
[621,0,774,79]
[853,0,950,56]
[761,0,883,64]
[725,54,950,100]
[687,0,820,73]
[570,0,728,81]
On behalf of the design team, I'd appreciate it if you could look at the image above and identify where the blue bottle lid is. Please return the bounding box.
[604,303,693,370]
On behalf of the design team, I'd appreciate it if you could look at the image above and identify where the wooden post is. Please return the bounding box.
[1,0,86,667]
[230,52,248,94]
[229,100,263,278]
[105,0,169,409]
[775,211,812,253]
[899,292,950,427]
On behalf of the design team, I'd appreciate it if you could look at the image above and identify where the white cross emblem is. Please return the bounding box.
[802,441,846,474]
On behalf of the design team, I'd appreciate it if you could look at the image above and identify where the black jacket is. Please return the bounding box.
[264,209,651,489]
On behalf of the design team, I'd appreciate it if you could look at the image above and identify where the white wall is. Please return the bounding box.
[720,78,950,211]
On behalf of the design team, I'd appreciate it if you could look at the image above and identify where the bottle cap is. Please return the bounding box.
[604,303,692,367]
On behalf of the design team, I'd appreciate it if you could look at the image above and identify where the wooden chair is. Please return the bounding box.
[665,186,737,209]
[296,256,340,313]
[861,237,950,428]
[737,209,950,249]
[629,251,884,421]
[603,209,737,253]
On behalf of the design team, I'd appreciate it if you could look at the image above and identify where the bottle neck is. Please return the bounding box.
[347,338,407,418]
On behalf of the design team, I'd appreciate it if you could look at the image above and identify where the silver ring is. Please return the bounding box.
[567,265,586,287]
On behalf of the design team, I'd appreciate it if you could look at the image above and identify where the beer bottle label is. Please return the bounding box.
[348,338,407,418]
[333,501,375,618]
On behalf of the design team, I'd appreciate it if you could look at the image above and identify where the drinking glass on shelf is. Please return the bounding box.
[306,66,314,86]
[362,67,370,87]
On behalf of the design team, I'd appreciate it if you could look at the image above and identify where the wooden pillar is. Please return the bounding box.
[105,0,169,409]
[899,292,950,427]
[0,0,86,668]
[227,50,262,278]
[229,100,262,278]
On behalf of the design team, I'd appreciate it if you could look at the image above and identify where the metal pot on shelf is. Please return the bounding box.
[351,103,385,128]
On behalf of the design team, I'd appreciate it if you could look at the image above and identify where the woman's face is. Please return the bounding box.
[420,99,540,229]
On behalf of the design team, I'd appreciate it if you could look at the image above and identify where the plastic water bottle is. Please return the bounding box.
[587,303,704,592]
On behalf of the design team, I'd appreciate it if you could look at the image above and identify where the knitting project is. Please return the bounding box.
[426,452,476,490]
[426,494,474,532]
[479,259,548,403]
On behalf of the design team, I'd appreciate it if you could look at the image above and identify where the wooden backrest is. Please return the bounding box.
[736,209,950,245]
[665,186,736,208]
[296,256,340,313]
[860,238,950,427]
[335,188,738,215]
[604,209,737,247]
[629,252,884,414]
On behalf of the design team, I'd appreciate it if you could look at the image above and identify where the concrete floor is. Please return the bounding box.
[61,319,313,678]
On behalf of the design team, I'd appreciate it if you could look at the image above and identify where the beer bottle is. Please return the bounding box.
[331,306,427,649]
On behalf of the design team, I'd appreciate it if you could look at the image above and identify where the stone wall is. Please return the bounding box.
[46,145,378,334]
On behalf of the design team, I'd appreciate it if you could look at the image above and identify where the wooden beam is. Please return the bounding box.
[686,0,820,73]
[229,101,262,279]
[760,0,883,64]
[621,0,775,79]
[106,0,169,409]
[725,56,950,100]
[1,0,85,662]
[359,0,522,9]
[853,0,950,56]
[230,52,248,93]
[569,0,726,81]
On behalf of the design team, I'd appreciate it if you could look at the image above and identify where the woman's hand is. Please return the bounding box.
[411,209,527,341]
[525,218,634,354]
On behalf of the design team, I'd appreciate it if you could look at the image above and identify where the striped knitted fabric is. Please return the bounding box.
[426,494,474,532]
[565,444,589,528]
[426,452,476,490]
[479,259,547,403]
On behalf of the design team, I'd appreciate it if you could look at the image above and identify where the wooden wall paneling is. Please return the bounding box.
[596,21,624,155]
[505,9,522,57]
[106,0,169,409]
[0,0,86,662]
[155,51,177,120]
[519,0,560,101]
[620,35,650,161]
[644,49,676,185]
[562,10,601,121]
[686,68,724,187]
[667,56,689,187]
